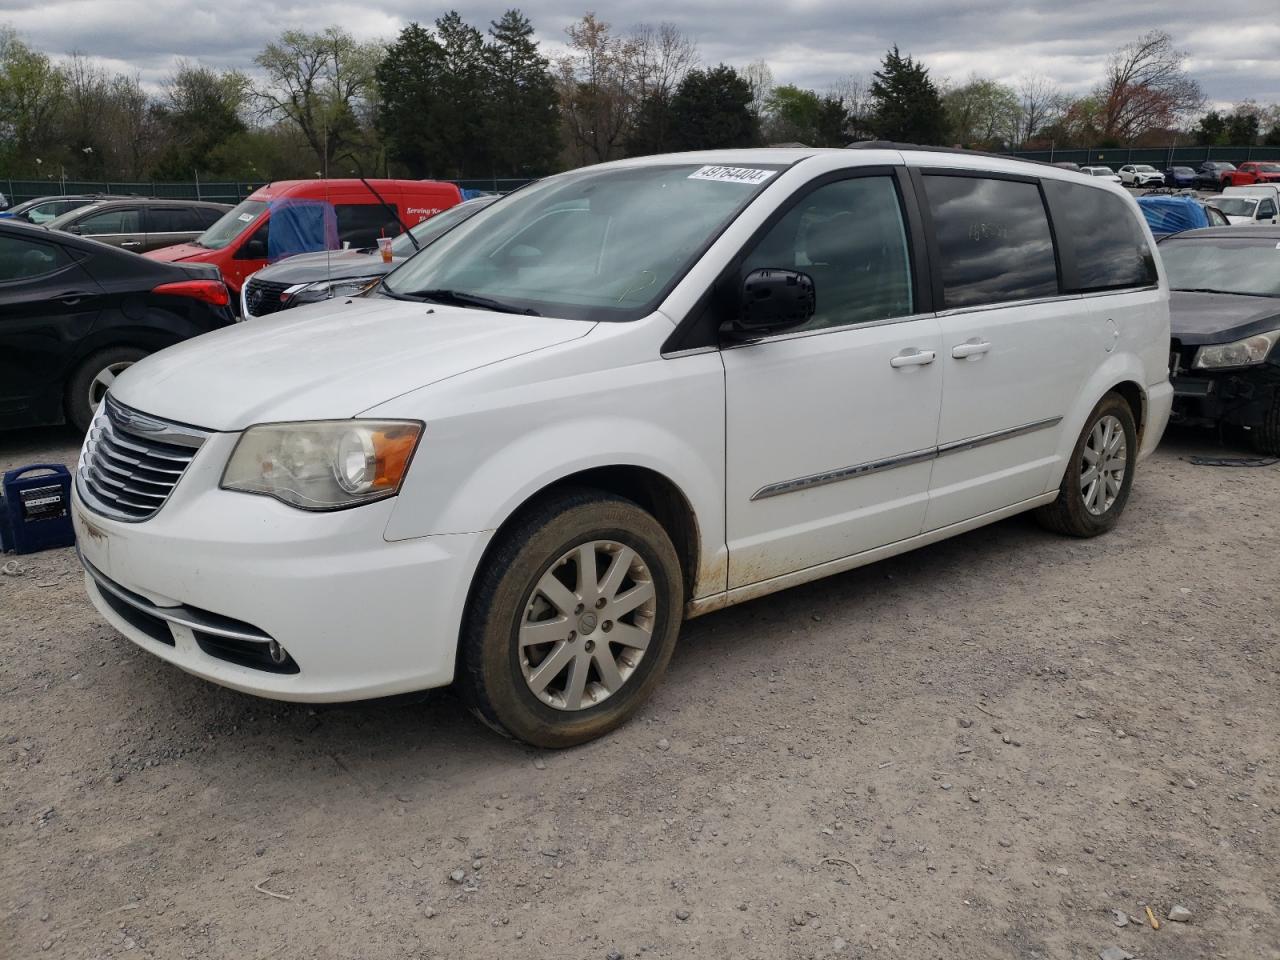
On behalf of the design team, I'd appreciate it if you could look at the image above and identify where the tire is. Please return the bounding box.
[65,346,148,432]
[457,488,684,748]
[1250,393,1280,456]
[1035,393,1138,538]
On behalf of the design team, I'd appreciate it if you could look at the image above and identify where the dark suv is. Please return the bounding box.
[0,194,110,225]
[45,199,231,253]
[1194,161,1237,190]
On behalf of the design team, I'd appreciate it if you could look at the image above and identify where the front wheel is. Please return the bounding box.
[1250,393,1280,456]
[1035,393,1138,537]
[457,489,684,748]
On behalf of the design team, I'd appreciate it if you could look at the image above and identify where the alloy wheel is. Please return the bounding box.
[1080,414,1127,516]
[518,540,657,711]
[88,361,133,411]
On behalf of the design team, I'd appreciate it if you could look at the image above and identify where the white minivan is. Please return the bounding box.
[72,147,1173,746]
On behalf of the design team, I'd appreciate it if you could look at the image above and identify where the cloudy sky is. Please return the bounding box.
[3,0,1278,108]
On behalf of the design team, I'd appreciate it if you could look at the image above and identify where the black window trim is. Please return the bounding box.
[908,166,1068,314]
[662,164,932,355]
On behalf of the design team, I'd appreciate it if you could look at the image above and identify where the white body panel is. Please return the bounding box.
[73,147,1174,703]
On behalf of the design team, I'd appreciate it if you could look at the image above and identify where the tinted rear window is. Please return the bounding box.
[922,175,1059,309]
[1042,180,1156,292]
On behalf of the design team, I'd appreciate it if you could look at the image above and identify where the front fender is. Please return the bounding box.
[380,348,728,599]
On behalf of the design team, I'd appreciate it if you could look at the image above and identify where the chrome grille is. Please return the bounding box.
[77,395,209,522]
[243,277,292,317]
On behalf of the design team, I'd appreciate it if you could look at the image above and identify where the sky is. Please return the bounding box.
[3,0,1278,109]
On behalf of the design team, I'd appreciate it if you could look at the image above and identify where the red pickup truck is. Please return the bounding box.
[1220,161,1280,188]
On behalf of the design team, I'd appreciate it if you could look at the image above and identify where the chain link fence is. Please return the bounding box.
[1003,145,1276,166]
[2,178,535,207]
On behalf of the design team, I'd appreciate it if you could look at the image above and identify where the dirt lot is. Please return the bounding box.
[1,424,1277,960]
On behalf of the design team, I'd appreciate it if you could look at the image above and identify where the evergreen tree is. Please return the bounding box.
[376,23,448,175]
[869,46,946,144]
[814,95,851,147]
[483,10,560,177]
[435,11,489,176]
[669,65,757,150]
[627,92,676,156]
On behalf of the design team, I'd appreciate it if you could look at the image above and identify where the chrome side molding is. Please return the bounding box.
[751,416,1063,501]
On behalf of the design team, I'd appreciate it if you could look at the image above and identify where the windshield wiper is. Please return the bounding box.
[407,288,541,315]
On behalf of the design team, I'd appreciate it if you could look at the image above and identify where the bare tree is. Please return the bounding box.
[555,14,638,165]
[1014,74,1063,146]
[629,22,698,101]
[742,59,774,120]
[828,74,874,139]
[1097,31,1203,143]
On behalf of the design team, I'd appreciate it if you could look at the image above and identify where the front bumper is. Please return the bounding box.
[1170,367,1279,430]
[71,436,492,701]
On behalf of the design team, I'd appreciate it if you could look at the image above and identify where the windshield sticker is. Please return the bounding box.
[237,212,255,222]
[688,165,776,186]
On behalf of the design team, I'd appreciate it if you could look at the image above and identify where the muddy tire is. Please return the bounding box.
[1035,393,1138,538]
[457,488,684,748]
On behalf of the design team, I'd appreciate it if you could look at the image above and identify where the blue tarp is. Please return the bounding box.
[1137,196,1210,237]
[267,198,339,262]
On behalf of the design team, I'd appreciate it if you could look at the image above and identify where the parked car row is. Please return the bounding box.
[1057,160,1280,192]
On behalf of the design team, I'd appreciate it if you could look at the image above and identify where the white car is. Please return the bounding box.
[1218,185,1280,225]
[1081,165,1124,184]
[1118,164,1164,188]
[72,148,1173,747]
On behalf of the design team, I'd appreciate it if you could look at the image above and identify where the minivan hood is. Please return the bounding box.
[145,242,213,263]
[110,297,594,431]
[1169,291,1280,345]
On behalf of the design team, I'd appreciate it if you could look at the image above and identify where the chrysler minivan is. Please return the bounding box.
[73,148,1172,747]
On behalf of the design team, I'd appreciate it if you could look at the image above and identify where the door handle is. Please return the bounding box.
[120,241,141,248]
[951,339,991,359]
[56,291,94,306]
[889,348,936,368]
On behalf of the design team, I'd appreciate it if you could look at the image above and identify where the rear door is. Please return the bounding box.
[913,170,1089,530]
[722,168,943,587]
[0,232,103,423]
[70,206,144,251]
[142,205,212,252]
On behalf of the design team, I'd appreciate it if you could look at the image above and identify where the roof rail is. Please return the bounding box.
[845,139,1069,170]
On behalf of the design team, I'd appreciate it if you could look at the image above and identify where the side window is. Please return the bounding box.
[739,176,914,331]
[147,207,206,233]
[336,204,400,248]
[1257,199,1276,219]
[76,208,141,236]
[0,235,73,282]
[198,207,225,228]
[1042,179,1156,291]
[922,175,1058,309]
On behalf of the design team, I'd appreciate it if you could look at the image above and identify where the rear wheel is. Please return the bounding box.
[65,347,147,432]
[457,489,684,748]
[1035,393,1137,537]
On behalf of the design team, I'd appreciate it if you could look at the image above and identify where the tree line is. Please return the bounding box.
[2,17,1278,186]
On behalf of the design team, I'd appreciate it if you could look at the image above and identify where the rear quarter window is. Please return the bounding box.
[922,174,1059,309]
[1042,180,1156,292]
[336,204,401,248]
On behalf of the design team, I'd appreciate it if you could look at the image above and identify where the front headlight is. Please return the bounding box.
[221,420,422,510]
[1193,330,1280,370]
[284,276,382,305]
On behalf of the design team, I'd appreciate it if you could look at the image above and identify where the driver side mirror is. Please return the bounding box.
[65,225,84,235]
[727,268,815,340]
[242,238,267,260]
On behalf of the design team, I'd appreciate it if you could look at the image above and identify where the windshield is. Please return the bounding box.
[196,200,268,250]
[381,163,780,321]
[389,197,495,257]
[1135,165,1157,172]
[1161,238,1280,297]
[1214,197,1258,217]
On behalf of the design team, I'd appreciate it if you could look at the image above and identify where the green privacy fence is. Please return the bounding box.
[2,177,535,207]
[1004,145,1277,167]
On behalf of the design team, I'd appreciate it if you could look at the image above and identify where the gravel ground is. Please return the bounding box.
[1,423,1277,960]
